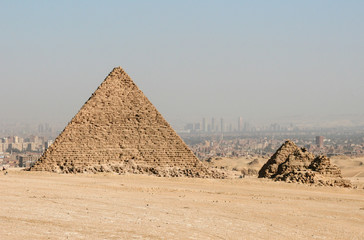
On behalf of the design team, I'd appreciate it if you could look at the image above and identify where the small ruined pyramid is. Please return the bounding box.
[31,67,218,177]
[258,140,351,187]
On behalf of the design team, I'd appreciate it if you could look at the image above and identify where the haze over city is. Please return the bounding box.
[1,1,364,130]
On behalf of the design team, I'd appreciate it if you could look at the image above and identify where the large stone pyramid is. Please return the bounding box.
[31,67,218,177]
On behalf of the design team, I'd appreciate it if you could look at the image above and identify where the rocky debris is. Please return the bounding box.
[259,140,352,187]
[248,159,260,166]
[31,67,221,178]
[36,161,228,178]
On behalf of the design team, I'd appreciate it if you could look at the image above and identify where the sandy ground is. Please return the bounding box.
[204,156,266,174]
[332,156,364,178]
[0,169,363,240]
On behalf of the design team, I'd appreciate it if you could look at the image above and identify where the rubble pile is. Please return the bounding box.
[258,140,351,187]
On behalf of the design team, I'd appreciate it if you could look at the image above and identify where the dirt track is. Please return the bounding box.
[0,170,363,239]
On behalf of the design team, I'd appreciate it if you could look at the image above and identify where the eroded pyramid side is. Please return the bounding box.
[258,140,351,187]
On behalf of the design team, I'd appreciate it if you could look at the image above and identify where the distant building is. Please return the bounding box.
[26,142,37,152]
[8,143,23,152]
[194,123,201,132]
[38,124,44,133]
[316,136,324,148]
[207,124,211,132]
[211,118,215,132]
[202,118,206,132]
[18,154,40,168]
[238,117,243,132]
[45,140,53,150]
[220,118,224,133]
[184,123,194,132]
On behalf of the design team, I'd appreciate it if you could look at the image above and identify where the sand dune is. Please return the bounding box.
[0,169,363,239]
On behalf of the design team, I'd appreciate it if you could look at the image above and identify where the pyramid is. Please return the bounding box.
[258,140,351,187]
[31,67,219,178]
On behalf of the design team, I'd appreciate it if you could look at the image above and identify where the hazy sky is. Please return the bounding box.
[1,1,363,126]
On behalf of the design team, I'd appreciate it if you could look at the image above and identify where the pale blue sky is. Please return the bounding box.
[1,1,363,126]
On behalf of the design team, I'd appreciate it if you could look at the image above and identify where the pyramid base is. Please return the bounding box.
[30,161,227,178]
[273,170,352,188]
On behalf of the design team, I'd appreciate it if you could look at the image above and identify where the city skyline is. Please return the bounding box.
[1,112,364,138]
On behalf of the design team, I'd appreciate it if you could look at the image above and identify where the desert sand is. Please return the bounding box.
[204,156,266,174]
[0,169,363,240]
[332,156,364,178]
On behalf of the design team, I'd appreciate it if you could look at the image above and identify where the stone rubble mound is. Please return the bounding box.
[31,67,224,178]
[258,140,351,187]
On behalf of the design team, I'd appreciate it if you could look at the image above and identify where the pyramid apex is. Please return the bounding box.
[109,66,126,74]
[105,66,132,82]
[113,66,124,71]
